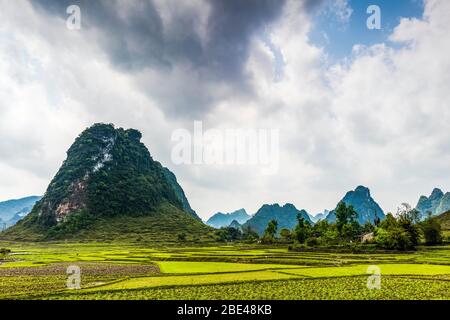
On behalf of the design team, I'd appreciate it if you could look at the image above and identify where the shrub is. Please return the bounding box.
[306,237,320,247]
[420,217,443,245]
[279,228,292,241]
[177,233,187,242]
[0,248,11,260]
[375,226,415,250]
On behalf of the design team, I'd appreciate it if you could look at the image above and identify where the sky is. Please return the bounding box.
[1,0,450,220]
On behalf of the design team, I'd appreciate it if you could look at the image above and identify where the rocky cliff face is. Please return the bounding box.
[436,193,450,215]
[416,188,450,217]
[326,186,385,224]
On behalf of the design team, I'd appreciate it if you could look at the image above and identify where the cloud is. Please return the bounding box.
[1,0,450,220]
[30,0,293,118]
[329,0,353,23]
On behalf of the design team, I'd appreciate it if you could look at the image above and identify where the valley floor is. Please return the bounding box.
[0,242,449,300]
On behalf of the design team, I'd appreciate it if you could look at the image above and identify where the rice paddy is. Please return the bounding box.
[1,242,449,300]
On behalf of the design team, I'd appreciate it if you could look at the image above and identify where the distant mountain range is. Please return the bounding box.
[309,210,329,223]
[206,186,450,233]
[243,203,312,236]
[206,209,250,228]
[415,188,450,218]
[210,186,385,235]
[229,220,242,230]
[325,186,385,224]
[0,196,41,228]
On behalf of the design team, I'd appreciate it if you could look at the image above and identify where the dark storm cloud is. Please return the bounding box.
[33,0,170,70]
[31,0,298,117]
[33,0,288,78]
[200,0,286,81]
[31,0,321,118]
[303,0,327,12]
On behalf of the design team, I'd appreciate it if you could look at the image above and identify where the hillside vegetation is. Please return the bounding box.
[1,124,207,241]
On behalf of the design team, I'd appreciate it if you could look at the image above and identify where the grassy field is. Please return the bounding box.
[0,242,449,300]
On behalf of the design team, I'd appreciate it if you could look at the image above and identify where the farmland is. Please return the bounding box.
[0,242,449,300]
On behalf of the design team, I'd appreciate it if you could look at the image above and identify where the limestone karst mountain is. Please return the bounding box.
[243,203,312,236]
[416,188,450,217]
[325,186,385,224]
[206,209,250,229]
[1,124,210,241]
[0,196,41,228]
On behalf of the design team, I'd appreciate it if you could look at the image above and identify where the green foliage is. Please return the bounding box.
[2,203,214,243]
[375,211,420,250]
[335,202,360,241]
[294,214,311,244]
[25,124,182,227]
[375,226,414,250]
[279,228,292,241]
[397,215,420,247]
[0,248,11,260]
[309,220,338,244]
[264,220,278,239]
[46,211,96,239]
[4,124,208,240]
[177,233,187,242]
[84,125,181,218]
[397,204,421,225]
[305,237,320,247]
[379,213,397,229]
[336,202,357,228]
[215,227,242,242]
[241,226,259,241]
[362,221,375,234]
[420,214,443,245]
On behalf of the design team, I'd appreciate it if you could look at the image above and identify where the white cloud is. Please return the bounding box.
[0,0,449,220]
[328,0,353,23]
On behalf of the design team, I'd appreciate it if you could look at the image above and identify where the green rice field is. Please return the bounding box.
[1,242,449,300]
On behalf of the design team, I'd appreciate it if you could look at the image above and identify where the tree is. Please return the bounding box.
[373,211,381,227]
[311,219,338,244]
[280,228,292,241]
[242,226,259,241]
[264,220,278,239]
[0,248,11,260]
[311,219,330,238]
[177,233,187,242]
[397,203,421,224]
[396,204,420,247]
[362,221,375,234]
[375,224,414,250]
[375,207,420,250]
[379,213,397,229]
[294,214,311,244]
[215,227,242,242]
[420,213,443,245]
[341,221,361,241]
[335,202,359,240]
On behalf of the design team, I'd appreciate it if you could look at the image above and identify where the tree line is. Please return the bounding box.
[213,202,444,251]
